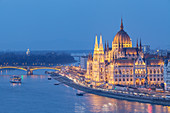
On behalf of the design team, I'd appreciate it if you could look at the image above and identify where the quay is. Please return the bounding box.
[51,73,170,106]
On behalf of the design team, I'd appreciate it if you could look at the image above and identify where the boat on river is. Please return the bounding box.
[76,93,84,96]
[10,76,21,83]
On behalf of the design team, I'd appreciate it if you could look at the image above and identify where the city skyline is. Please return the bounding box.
[0,0,169,51]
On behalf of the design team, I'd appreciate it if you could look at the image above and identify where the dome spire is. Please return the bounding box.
[120,18,123,30]
[136,39,138,49]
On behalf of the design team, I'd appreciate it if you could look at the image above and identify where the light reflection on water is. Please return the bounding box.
[0,69,170,113]
[10,83,21,86]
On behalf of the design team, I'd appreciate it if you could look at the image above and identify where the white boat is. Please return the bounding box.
[10,76,21,83]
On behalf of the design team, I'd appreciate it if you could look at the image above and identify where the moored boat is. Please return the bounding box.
[10,75,21,83]
[76,93,84,96]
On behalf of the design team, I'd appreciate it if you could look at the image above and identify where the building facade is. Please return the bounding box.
[85,19,164,86]
[164,60,170,90]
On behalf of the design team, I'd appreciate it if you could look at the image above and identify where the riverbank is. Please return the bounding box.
[51,73,170,106]
[0,51,76,66]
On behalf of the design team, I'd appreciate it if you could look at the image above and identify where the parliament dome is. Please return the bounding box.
[112,19,132,49]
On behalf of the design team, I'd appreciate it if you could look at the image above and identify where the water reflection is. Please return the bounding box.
[0,69,170,113]
[75,103,86,113]
[10,83,21,86]
[85,94,170,113]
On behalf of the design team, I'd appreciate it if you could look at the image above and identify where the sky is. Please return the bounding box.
[0,0,169,51]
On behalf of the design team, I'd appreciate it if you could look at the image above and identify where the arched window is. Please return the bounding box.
[138,69,140,74]
[122,69,125,74]
[126,69,129,74]
[157,69,160,74]
[135,69,138,74]
[143,69,146,74]
[150,70,152,74]
[119,70,121,74]
[154,69,156,74]
[130,69,133,74]
[115,70,118,74]
[161,69,163,74]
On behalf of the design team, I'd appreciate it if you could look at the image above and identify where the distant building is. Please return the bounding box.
[149,49,168,57]
[142,45,150,53]
[164,60,170,91]
[26,49,30,56]
[80,56,88,69]
[167,51,170,58]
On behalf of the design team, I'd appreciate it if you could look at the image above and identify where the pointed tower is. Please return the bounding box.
[94,35,98,51]
[107,41,109,51]
[140,38,142,51]
[93,35,99,61]
[104,41,107,52]
[120,18,124,30]
[136,39,138,49]
[99,34,104,53]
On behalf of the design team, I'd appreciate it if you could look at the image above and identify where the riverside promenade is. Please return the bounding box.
[51,73,170,106]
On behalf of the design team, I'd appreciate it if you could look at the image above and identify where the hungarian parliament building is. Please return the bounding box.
[85,19,165,87]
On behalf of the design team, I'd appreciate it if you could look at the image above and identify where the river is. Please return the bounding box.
[0,69,169,113]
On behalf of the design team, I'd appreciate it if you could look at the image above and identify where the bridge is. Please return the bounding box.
[0,66,62,75]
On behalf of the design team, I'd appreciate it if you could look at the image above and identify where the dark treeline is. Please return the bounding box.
[0,52,76,66]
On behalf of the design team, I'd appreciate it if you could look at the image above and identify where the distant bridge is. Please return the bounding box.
[0,66,62,75]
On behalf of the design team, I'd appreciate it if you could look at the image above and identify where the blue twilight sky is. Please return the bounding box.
[0,0,170,51]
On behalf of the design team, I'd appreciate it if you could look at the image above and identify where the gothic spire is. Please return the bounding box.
[136,39,138,49]
[94,34,98,50]
[99,34,104,51]
[120,18,123,30]
[140,38,142,51]
[100,34,103,44]
[107,40,109,51]
[105,40,107,52]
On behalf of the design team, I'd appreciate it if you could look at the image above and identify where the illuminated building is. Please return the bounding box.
[164,60,170,90]
[26,49,30,56]
[86,19,164,86]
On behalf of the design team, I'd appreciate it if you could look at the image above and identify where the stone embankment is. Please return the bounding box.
[51,73,170,106]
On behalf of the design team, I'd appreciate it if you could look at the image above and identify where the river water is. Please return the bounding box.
[0,69,169,113]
